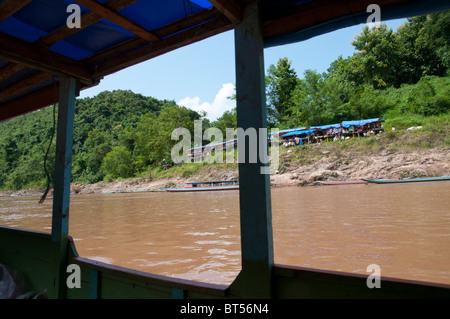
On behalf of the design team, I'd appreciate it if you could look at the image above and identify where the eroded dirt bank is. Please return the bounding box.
[73,146,450,194]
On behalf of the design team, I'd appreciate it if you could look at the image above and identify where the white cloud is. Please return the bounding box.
[178,83,235,121]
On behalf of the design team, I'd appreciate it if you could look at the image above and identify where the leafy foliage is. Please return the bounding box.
[266,57,299,126]
[102,146,133,181]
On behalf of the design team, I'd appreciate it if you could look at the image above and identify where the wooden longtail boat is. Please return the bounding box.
[364,176,450,184]
[102,189,166,194]
[318,180,368,185]
[166,181,239,192]
[166,185,239,192]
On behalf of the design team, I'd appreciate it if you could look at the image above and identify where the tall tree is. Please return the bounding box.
[396,16,428,84]
[351,24,402,89]
[291,69,331,126]
[266,57,299,126]
[415,10,450,76]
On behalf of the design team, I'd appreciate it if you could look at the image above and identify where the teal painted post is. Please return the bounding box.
[172,288,185,299]
[89,270,100,299]
[234,2,274,298]
[51,77,77,298]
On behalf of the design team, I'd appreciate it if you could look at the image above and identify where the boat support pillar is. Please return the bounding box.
[50,76,78,299]
[231,1,274,299]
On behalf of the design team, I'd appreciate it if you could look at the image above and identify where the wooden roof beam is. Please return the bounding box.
[0,62,27,82]
[0,85,59,121]
[209,0,243,24]
[38,0,140,47]
[0,0,33,23]
[0,31,93,82]
[73,0,160,43]
[0,71,53,100]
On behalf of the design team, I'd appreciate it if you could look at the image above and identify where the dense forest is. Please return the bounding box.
[0,92,208,189]
[0,11,449,191]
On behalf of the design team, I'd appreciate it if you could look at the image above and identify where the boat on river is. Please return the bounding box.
[166,181,239,192]
[364,176,450,184]
[318,180,368,185]
[102,189,166,194]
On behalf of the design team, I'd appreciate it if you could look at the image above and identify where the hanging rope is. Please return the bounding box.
[39,76,58,204]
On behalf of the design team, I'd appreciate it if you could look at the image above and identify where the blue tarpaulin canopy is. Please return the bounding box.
[341,118,383,128]
[278,127,306,134]
[282,129,316,137]
[311,124,341,130]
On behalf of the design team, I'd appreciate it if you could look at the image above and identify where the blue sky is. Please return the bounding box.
[79,18,407,121]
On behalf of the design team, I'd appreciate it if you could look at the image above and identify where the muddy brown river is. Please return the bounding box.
[1,182,449,285]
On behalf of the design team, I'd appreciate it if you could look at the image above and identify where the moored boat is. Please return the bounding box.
[318,180,368,185]
[166,181,239,192]
[102,189,166,194]
[166,185,239,192]
[364,176,450,184]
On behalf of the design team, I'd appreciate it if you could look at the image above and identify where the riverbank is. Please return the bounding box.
[3,127,448,197]
[80,145,449,194]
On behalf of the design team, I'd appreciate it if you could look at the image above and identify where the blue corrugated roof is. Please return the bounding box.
[117,0,209,32]
[0,0,213,61]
